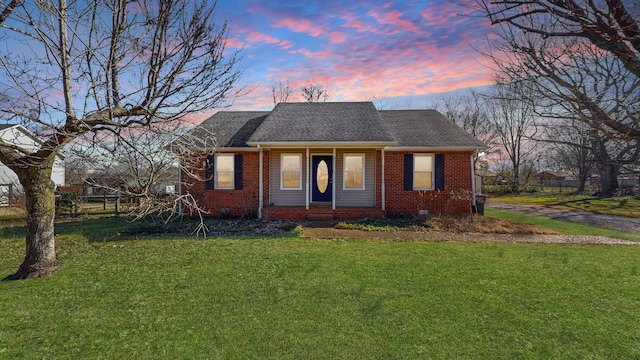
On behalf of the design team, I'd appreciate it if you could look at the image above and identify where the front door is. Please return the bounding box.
[312,155,332,203]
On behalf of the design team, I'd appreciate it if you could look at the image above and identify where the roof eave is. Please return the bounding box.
[246,141,397,148]
[384,145,488,152]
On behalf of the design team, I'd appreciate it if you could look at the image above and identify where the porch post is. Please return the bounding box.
[305,148,310,210]
[258,145,263,219]
[381,149,385,211]
[332,148,336,210]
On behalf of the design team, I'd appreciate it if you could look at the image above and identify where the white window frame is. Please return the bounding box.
[343,153,365,190]
[281,153,302,190]
[214,153,235,190]
[413,153,434,190]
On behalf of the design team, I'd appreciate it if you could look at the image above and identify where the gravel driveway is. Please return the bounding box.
[486,201,640,235]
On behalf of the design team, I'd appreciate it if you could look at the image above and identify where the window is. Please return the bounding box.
[413,154,434,190]
[404,154,444,191]
[205,154,242,190]
[343,154,364,190]
[215,154,235,189]
[281,154,302,189]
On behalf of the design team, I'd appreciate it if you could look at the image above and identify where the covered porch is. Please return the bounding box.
[257,147,389,220]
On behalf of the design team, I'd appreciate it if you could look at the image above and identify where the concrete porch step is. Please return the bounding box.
[307,213,334,221]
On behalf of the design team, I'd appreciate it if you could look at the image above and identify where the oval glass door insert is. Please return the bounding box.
[316,160,329,193]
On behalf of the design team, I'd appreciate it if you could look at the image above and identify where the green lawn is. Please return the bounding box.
[2,217,640,359]
[492,194,640,219]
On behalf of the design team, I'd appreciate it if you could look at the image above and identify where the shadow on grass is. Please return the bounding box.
[1,216,303,243]
[0,216,136,242]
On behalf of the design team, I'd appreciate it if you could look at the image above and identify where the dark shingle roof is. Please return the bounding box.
[379,110,487,149]
[247,102,395,144]
[185,111,269,148]
[181,104,486,150]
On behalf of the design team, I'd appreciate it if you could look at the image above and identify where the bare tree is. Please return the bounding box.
[472,0,640,141]
[368,95,394,110]
[301,83,331,102]
[0,0,241,280]
[474,8,640,195]
[78,126,216,227]
[431,89,496,168]
[0,0,21,24]
[271,80,293,105]
[484,82,540,192]
[544,120,594,193]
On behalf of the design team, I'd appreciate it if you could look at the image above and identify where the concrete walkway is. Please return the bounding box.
[486,201,640,235]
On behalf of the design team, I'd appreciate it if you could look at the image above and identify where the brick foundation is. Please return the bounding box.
[263,206,385,221]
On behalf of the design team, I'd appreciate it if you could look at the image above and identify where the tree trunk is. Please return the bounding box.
[597,162,619,197]
[3,163,62,280]
[590,136,619,197]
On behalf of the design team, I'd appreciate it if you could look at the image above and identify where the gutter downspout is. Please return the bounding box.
[258,145,263,219]
[471,150,477,208]
[381,149,385,211]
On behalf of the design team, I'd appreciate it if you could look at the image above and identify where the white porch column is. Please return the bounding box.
[332,148,336,210]
[381,149,385,211]
[305,148,310,210]
[258,146,263,219]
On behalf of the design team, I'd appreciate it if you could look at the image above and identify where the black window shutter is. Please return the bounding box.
[234,154,243,190]
[205,155,215,190]
[435,154,445,190]
[404,154,413,190]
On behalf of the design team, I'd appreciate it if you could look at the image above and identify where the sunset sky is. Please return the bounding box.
[215,0,495,110]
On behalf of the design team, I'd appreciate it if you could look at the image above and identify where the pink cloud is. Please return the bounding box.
[368,9,420,33]
[246,31,294,49]
[272,18,325,37]
[328,31,347,43]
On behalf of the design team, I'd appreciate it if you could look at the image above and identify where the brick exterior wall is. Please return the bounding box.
[183,149,474,219]
[182,151,262,218]
[383,151,474,216]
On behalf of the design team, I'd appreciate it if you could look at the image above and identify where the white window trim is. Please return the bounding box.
[214,153,235,190]
[343,153,365,190]
[413,153,435,190]
[281,153,302,190]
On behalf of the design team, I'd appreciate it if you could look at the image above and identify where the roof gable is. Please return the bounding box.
[247,102,395,145]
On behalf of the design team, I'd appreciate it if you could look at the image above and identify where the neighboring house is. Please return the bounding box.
[178,102,487,220]
[0,124,65,205]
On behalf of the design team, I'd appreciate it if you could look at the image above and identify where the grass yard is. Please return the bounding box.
[1,217,640,359]
[493,194,640,219]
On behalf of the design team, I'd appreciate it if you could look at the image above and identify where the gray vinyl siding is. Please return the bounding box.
[268,148,377,207]
[335,149,376,207]
[269,149,307,206]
